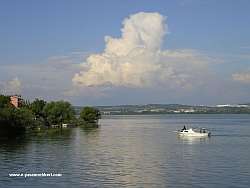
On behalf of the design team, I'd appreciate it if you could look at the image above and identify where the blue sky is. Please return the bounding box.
[1,0,250,105]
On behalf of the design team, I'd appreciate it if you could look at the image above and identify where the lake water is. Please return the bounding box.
[0,114,250,188]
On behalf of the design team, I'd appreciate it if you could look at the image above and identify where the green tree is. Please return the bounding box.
[0,107,36,136]
[0,95,10,108]
[43,101,75,126]
[30,98,46,118]
[80,107,101,123]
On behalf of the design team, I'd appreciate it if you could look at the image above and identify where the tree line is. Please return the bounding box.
[0,95,101,137]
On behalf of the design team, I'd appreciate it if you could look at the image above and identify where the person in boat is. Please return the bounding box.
[182,125,186,131]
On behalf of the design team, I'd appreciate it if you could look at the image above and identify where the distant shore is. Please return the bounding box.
[100,112,250,115]
[74,104,250,115]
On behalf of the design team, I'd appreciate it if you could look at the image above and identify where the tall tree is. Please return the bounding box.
[30,98,46,118]
[43,101,75,126]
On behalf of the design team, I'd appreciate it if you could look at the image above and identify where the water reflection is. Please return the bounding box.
[80,126,100,136]
[177,135,211,144]
[32,128,73,138]
[73,123,169,187]
[1,115,250,188]
[0,129,75,161]
[0,136,30,152]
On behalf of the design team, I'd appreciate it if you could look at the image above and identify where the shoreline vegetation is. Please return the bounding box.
[0,95,101,138]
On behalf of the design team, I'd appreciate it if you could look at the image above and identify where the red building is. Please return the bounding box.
[10,95,22,108]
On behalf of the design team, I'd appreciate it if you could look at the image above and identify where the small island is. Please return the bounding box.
[0,95,101,138]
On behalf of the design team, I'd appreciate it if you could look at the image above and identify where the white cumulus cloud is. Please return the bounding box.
[232,71,250,83]
[72,12,210,90]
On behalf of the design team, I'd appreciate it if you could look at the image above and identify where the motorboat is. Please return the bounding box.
[177,127,211,137]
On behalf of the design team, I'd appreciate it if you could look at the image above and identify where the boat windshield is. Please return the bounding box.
[200,128,207,133]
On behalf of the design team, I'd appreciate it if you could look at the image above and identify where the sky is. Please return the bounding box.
[0,0,250,105]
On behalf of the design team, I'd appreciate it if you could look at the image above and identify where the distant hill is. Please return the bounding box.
[74,103,250,115]
[239,103,250,105]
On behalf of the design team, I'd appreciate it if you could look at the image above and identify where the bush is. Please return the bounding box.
[0,107,36,136]
[79,107,101,124]
[0,95,10,108]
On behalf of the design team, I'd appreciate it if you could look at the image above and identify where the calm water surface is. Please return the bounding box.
[0,114,250,187]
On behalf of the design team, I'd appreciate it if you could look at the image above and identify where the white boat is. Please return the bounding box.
[177,127,211,137]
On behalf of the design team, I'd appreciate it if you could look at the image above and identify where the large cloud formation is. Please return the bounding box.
[72,12,210,89]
